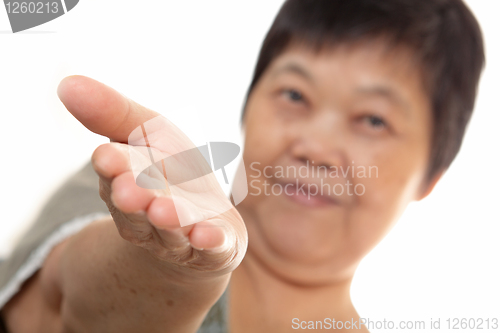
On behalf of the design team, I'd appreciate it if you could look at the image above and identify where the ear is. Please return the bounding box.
[415,170,445,201]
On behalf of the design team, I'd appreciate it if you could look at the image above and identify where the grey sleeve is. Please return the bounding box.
[0,161,109,306]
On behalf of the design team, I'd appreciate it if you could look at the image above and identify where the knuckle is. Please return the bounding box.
[117,226,154,248]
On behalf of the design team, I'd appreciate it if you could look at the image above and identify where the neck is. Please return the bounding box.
[229,249,362,332]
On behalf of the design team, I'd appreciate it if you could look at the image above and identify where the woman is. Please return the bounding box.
[0,0,484,332]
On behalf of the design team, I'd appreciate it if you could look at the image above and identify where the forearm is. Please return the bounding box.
[54,216,230,333]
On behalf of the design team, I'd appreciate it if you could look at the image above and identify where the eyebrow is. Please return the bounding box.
[355,86,410,116]
[271,62,411,116]
[270,62,315,84]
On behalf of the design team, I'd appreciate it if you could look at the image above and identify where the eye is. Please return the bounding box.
[281,89,305,103]
[362,115,387,130]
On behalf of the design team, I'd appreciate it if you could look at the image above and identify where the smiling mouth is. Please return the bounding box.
[275,179,340,208]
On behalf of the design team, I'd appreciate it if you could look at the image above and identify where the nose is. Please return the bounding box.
[289,111,348,172]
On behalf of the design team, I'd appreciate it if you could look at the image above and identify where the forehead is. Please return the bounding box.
[270,40,422,81]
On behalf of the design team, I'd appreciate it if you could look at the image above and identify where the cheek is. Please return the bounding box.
[242,98,290,169]
[345,140,429,254]
[240,98,289,205]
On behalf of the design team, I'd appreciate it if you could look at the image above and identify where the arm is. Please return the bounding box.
[56,216,232,333]
[3,214,237,333]
[2,75,247,333]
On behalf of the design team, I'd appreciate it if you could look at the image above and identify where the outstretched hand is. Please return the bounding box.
[57,75,247,278]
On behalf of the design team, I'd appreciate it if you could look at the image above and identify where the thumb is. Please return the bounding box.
[57,75,159,143]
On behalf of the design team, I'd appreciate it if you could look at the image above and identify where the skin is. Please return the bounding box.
[1,40,442,332]
[229,41,441,332]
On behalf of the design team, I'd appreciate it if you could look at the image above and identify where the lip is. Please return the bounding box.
[274,179,340,208]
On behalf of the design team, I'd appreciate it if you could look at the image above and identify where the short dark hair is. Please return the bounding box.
[241,0,485,183]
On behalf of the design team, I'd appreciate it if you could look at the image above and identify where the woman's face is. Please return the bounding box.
[238,42,435,284]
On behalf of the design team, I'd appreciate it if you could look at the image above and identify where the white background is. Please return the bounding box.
[0,0,498,330]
